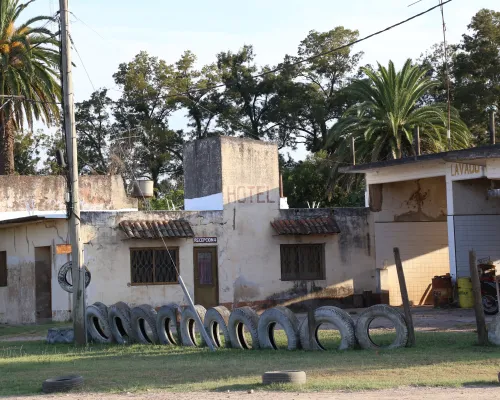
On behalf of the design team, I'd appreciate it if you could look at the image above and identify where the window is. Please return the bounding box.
[0,251,6,287]
[130,248,179,285]
[280,244,325,281]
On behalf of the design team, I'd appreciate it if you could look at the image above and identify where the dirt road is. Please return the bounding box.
[6,387,500,400]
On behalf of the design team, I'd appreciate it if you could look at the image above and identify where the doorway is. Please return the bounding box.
[194,247,218,308]
[35,246,52,322]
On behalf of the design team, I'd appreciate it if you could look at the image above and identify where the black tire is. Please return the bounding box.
[180,305,207,347]
[42,375,84,393]
[262,371,306,385]
[355,304,408,350]
[488,314,500,346]
[204,306,231,348]
[483,295,499,315]
[156,303,182,345]
[258,306,300,350]
[86,304,112,343]
[57,262,91,293]
[299,306,356,351]
[228,306,260,350]
[131,304,159,344]
[108,302,135,344]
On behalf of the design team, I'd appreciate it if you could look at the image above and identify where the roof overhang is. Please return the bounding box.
[119,220,195,239]
[271,216,340,235]
[0,214,67,228]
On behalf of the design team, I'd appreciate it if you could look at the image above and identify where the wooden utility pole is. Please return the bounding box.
[60,0,86,345]
[393,248,415,347]
[469,250,488,345]
[490,109,496,145]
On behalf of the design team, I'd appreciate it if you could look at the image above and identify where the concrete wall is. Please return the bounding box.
[372,177,447,223]
[376,222,449,306]
[0,220,72,323]
[0,175,137,215]
[453,178,500,215]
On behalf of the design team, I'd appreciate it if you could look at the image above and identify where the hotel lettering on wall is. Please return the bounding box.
[226,185,276,204]
[449,163,484,180]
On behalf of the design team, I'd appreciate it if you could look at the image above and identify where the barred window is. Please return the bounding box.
[280,244,325,281]
[130,248,179,285]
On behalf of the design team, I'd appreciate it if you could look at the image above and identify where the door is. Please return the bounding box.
[194,247,218,308]
[35,246,52,322]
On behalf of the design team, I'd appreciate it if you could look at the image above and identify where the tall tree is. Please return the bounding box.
[327,59,471,164]
[0,0,60,174]
[14,128,41,174]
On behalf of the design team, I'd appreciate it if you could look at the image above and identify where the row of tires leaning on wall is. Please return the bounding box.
[86,302,411,350]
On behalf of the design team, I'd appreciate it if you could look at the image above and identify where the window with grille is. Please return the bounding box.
[130,248,179,285]
[280,244,325,281]
[0,251,6,287]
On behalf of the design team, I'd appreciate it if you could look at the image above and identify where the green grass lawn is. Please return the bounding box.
[0,331,499,396]
[0,321,70,338]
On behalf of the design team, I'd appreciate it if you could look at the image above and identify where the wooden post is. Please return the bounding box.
[351,136,356,166]
[469,250,489,345]
[393,248,415,347]
[490,110,496,145]
[307,301,316,350]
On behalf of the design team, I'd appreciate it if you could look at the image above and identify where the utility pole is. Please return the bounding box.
[490,108,496,145]
[59,0,86,345]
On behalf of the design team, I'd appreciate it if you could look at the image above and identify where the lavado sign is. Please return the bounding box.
[450,163,483,178]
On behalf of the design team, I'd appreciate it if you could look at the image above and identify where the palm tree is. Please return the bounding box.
[0,0,61,174]
[327,59,471,164]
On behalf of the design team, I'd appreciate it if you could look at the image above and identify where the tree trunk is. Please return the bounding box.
[0,115,15,175]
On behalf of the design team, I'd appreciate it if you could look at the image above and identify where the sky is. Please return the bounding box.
[24,0,500,160]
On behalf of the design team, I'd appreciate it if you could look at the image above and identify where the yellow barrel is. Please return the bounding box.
[457,277,474,308]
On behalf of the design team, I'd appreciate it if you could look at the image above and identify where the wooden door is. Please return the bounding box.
[35,246,52,322]
[194,247,218,308]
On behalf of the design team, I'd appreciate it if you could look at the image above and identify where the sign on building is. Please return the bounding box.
[194,237,217,244]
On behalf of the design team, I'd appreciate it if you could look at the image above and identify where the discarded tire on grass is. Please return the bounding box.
[228,306,260,349]
[86,303,112,344]
[488,314,500,346]
[204,306,231,348]
[57,261,91,293]
[42,375,84,393]
[299,306,356,351]
[156,303,182,345]
[262,370,306,385]
[180,305,207,347]
[131,304,159,344]
[355,304,408,350]
[108,302,135,344]
[258,306,300,350]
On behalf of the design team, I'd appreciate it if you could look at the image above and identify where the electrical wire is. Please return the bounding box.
[439,0,452,150]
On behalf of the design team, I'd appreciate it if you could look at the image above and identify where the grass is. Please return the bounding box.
[0,321,70,338]
[0,330,500,396]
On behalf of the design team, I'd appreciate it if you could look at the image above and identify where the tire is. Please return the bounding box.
[228,306,260,350]
[42,375,84,393]
[355,304,408,350]
[57,262,91,293]
[298,306,356,351]
[258,306,300,350]
[108,302,135,344]
[86,304,112,343]
[483,295,499,315]
[262,371,306,385]
[180,305,207,347]
[204,306,231,348]
[156,303,182,345]
[488,314,500,346]
[131,304,159,344]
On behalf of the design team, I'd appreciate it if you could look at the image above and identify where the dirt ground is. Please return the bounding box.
[5,387,500,400]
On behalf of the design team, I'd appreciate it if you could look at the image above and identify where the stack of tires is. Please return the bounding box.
[85,302,410,350]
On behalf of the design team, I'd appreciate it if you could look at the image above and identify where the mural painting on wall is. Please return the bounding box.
[227,186,276,204]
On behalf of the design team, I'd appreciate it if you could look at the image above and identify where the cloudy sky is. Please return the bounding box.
[24,0,499,159]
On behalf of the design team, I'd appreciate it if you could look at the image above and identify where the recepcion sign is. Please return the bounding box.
[193,237,217,244]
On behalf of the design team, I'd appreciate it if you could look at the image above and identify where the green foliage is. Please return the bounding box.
[13,129,41,175]
[0,0,61,174]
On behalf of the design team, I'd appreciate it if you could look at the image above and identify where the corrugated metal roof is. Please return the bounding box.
[119,220,194,239]
[270,217,340,235]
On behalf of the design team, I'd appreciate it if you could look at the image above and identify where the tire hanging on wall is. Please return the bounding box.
[86,303,113,343]
[131,304,159,344]
[355,304,408,350]
[156,303,182,345]
[258,306,300,350]
[228,306,260,350]
[180,305,207,347]
[203,306,231,348]
[108,302,135,344]
[57,261,91,293]
[299,306,356,351]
